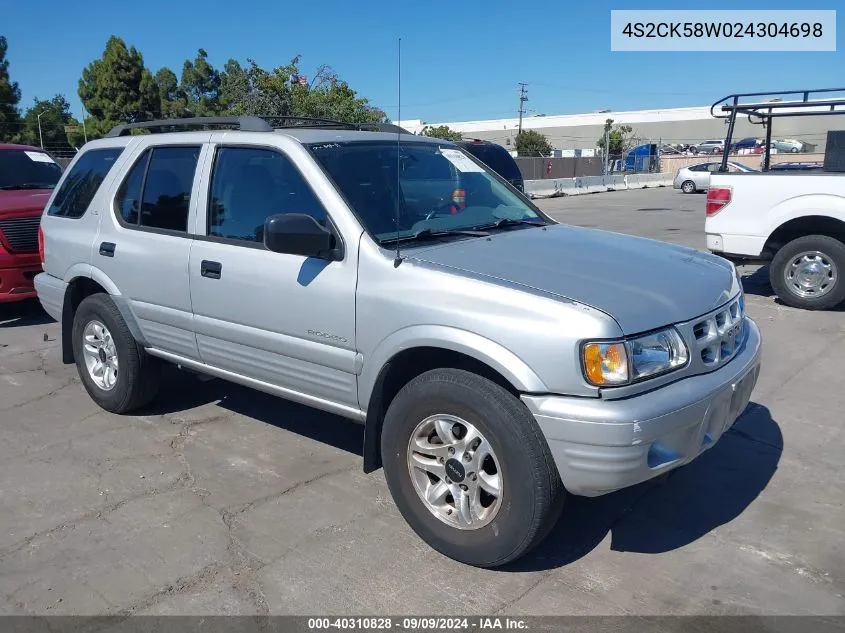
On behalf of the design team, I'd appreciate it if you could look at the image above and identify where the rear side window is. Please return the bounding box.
[115,146,200,233]
[47,148,123,218]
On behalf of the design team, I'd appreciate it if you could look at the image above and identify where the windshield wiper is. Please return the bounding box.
[380,228,490,245]
[0,183,56,190]
[471,218,547,231]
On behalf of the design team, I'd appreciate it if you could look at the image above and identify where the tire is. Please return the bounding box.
[681,180,696,194]
[769,235,845,310]
[790,147,799,153]
[381,368,565,568]
[72,293,161,413]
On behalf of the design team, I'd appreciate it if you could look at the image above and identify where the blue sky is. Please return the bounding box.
[3,0,843,123]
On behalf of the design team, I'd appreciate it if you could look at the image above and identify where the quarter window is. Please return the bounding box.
[208,147,328,243]
[47,148,123,218]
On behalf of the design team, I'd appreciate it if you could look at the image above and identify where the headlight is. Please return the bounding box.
[628,328,688,380]
[582,328,689,386]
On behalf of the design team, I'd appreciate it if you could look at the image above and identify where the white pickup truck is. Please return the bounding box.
[705,88,845,310]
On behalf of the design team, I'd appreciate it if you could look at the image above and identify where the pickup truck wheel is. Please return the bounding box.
[681,180,696,194]
[72,293,161,413]
[769,235,845,310]
[381,368,564,568]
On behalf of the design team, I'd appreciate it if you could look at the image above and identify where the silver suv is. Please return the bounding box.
[35,116,762,568]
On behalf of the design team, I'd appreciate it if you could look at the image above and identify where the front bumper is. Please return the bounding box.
[522,318,762,497]
[0,262,41,302]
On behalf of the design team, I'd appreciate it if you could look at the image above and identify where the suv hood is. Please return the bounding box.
[408,224,736,335]
[0,189,52,216]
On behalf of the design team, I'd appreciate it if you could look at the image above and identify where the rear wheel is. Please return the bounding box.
[72,293,161,412]
[681,180,696,194]
[769,235,845,310]
[381,368,564,568]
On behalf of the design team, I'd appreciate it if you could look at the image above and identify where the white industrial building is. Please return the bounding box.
[399,104,837,153]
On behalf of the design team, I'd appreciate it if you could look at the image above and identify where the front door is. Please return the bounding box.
[188,142,359,410]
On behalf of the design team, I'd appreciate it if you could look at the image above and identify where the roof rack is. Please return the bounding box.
[711,87,845,172]
[105,115,411,138]
[105,116,273,137]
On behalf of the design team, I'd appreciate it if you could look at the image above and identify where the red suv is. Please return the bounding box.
[0,144,62,303]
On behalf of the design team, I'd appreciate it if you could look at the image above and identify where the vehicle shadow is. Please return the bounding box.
[0,299,55,328]
[139,368,364,456]
[737,265,773,299]
[506,402,782,571]
[138,371,781,573]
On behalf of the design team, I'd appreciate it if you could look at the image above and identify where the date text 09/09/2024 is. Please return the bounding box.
[307,617,528,630]
[621,22,823,38]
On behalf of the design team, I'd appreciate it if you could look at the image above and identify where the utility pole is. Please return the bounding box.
[603,126,610,175]
[517,83,528,136]
[37,110,46,149]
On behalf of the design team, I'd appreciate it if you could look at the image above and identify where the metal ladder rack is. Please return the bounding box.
[710,87,845,171]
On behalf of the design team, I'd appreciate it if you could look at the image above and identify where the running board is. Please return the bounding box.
[145,348,367,423]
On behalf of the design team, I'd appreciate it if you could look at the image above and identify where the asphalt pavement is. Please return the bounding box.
[0,187,842,616]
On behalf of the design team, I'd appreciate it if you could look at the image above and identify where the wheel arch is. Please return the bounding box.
[60,273,146,364]
[764,215,845,257]
[361,329,548,474]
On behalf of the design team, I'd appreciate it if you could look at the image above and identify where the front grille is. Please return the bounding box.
[690,297,744,369]
[0,216,40,253]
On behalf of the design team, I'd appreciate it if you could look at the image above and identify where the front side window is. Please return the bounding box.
[47,148,122,218]
[114,146,200,232]
[308,141,545,242]
[208,147,328,243]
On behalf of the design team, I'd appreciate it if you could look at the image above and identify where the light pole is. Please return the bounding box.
[37,110,47,149]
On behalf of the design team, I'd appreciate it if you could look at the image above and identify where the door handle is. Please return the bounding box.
[99,242,116,257]
[201,260,222,279]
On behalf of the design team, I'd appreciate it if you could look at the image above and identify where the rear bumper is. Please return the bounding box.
[33,272,67,321]
[522,318,762,497]
[0,251,41,302]
[706,232,767,258]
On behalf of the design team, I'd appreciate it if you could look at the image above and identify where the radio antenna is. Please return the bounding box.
[393,37,403,268]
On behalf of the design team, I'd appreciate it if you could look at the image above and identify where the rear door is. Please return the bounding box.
[93,137,211,360]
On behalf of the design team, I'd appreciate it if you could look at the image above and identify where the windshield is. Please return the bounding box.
[0,149,63,190]
[307,140,544,243]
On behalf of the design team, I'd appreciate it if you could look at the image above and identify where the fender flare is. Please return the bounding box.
[60,267,148,364]
[360,325,548,473]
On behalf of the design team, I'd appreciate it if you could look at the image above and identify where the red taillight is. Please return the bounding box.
[706,186,732,216]
[38,225,45,265]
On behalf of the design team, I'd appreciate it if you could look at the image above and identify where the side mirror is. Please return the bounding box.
[264,213,338,259]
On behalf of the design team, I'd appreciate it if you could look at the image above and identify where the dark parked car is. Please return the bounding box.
[456,139,524,192]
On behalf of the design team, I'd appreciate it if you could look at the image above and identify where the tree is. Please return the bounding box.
[420,125,462,141]
[78,36,160,129]
[0,36,22,141]
[596,118,633,156]
[180,49,221,116]
[220,56,384,123]
[515,129,551,157]
[19,95,81,151]
[154,67,187,118]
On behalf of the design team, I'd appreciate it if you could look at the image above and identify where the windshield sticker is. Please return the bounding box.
[24,151,56,164]
[311,143,341,151]
[439,149,485,173]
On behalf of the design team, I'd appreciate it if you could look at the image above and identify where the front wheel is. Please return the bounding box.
[769,235,845,310]
[381,368,564,568]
